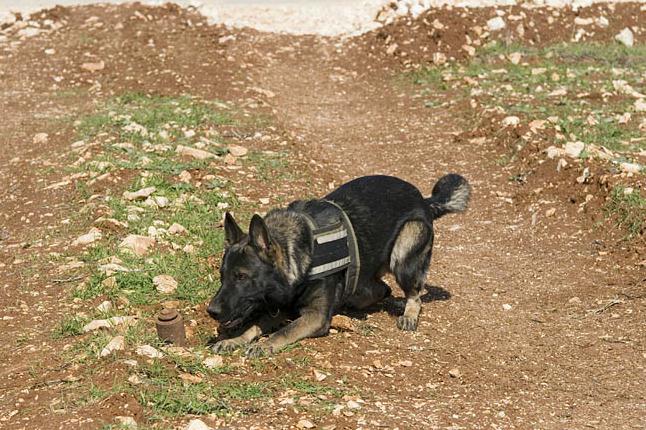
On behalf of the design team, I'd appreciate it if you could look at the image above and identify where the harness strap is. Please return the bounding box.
[304,200,360,295]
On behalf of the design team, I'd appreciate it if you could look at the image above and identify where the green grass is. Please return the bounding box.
[410,42,646,152]
[53,315,88,339]
[604,187,645,238]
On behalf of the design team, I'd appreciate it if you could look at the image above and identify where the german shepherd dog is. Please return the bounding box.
[207,174,470,357]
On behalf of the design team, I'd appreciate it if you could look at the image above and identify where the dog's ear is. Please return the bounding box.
[249,214,272,254]
[224,212,244,247]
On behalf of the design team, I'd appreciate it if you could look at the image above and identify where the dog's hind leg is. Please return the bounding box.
[390,220,433,331]
[346,277,392,310]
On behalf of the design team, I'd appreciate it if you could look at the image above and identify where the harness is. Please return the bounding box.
[300,200,360,295]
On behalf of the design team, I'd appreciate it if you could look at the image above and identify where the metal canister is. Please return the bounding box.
[155,308,186,346]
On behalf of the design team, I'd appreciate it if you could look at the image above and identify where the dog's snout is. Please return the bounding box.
[207,303,222,319]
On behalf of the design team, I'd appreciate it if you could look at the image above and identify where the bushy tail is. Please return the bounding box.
[425,174,471,219]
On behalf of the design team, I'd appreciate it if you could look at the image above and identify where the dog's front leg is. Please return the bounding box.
[246,309,329,357]
[212,313,284,354]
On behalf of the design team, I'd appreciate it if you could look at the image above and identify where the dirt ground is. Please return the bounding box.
[0,3,644,430]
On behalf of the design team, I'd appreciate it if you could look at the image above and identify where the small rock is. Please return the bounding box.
[100,336,125,357]
[115,416,137,428]
[617,112,631,124]
[635,99,646,112]
[168,223,188,235]
[162,300,181,309]
[81,61,105,72]
[502,303,513,311]
[203,355,224,369]
[330,315,355,331]
[228,144,248,157]
[153,275,178,294]
[102,276,117,288]
[123,187,156,201]
[448,368,461,378]
[432,52,447,65]
[259,198,270,205]
[33,133,48,144]
[94,217,128,232]
[615,28,634,47]
[223,153,237,165]
[97,300,113,313]
[568,296,582,304]
[564,141,585,158]
[135,345,164,359]
[398,360,413,367]
[508,52,522,65]
[596,16,609,28]
[346,400,361,409]
[184,419,212,430]
[501,116,520,127]
[487,16,506,32]
[313,369,327,381]
[154,196,169,208]
[119,235,156,257]
[462,44,476,56]
[178,170,192,183]
[297,419,315,429]
[620,162,641,174]
[545,208,556,217]
[83,316,136,333]
[176,145,216,160]
[71,227,102,246]
[128,374,142,385]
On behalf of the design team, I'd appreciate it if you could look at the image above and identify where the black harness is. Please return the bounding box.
[300,200,360,295]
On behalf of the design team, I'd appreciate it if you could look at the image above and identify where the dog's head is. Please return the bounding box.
[207,212,289,329]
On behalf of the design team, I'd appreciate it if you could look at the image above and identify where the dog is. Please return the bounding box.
[207,174,470,357]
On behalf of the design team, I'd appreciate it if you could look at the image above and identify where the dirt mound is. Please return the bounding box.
[354,2,644,68]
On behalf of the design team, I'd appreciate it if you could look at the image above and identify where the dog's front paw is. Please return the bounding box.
[212,338,244,354]
[397,315,418,331]
[245,343,273,358]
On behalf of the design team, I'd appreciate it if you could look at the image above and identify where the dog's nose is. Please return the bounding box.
[207,303,222,319]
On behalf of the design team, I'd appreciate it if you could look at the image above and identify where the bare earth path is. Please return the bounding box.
[250,37,646,428]
[0,4,644,429]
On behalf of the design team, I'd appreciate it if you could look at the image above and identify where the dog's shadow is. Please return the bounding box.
[343,284,451,320]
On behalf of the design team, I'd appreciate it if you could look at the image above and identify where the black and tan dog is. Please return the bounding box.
[207,174,470,357]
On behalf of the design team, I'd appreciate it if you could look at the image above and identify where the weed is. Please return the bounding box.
[604,187,645,238]
[53,315,87,339]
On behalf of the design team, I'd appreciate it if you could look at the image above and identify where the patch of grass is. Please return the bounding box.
[53,315,87,339]
[604,187,645,238]
[409,41,646,152]
[281,376,342,397]
[246,151,291,181]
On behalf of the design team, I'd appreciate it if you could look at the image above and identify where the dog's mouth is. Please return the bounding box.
[220,317,244,329]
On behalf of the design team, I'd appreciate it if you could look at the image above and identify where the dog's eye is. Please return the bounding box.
[235,272,248,281]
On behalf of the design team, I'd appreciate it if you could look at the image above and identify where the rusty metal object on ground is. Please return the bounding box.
[156,308,186,346]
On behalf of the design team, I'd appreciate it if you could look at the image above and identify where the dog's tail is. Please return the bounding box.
[425,174,471,219]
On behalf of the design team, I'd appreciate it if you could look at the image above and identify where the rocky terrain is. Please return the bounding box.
[0,2,644,429]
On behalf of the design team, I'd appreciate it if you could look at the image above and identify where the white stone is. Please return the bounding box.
[176,145,216,160]
[487,17,506,32]
[615,28,634,48]
[228,144,248,157]
[71,227,102,246]
[100,336,125,357]
[564,141,585,158]
[184,419,212,430]
[501,116,520,127]
[115,416,137,428]
[620,162,641,174]
[153,275,178,294]
[203,355,224,369]
[123,187,156,201]
[502,303,512,311]
[136,345,164,359]
[97,300,113,313]
[119,235,156,257]
[634,99,646,112]
[83,316,136,333]
[33,133,48,144]
[168,223,188,235]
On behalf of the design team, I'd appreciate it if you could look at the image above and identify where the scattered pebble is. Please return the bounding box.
[100,336,125,357]
[184,419,212,430]
[119,235,156,257]
[448,368,461,378]
[153,275,178,294]
[615,27,634,47]
[136,345,164,359]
